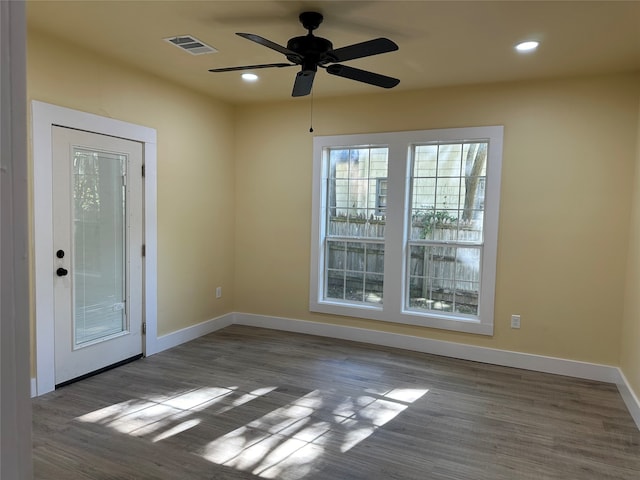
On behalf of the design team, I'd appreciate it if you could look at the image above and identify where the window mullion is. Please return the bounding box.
[381,141,408,314]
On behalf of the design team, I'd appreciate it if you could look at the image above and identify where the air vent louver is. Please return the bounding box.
[164,36,217,55]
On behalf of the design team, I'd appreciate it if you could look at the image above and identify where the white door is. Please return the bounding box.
[52,126,143,386]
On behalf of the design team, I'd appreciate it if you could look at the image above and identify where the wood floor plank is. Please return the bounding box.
[33,325,640,479]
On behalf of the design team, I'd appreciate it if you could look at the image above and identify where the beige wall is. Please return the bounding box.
[621,96,640,398]
[27,29,236,347]
[235,73,640,366]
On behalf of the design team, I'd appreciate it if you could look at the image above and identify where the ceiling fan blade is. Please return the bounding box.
[327,38,398,63]
[292,70,316,97]
[236,33,302,62]
[326,64,400,89]
[209,63,295,73]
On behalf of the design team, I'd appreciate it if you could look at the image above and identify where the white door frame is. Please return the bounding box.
[1,1,32,478]
[32,101,159,396]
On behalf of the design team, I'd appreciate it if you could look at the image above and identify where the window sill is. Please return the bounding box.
[310,300,493,336]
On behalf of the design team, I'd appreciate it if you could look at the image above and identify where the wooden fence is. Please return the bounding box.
[326,215,481,313]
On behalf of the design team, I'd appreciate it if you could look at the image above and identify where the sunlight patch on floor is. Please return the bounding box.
[76,399,157,424]
[163,386,235,410]
[214,386,279,414]
[75,384,428,479]
[198,387,429,478]
[152,418,202,442]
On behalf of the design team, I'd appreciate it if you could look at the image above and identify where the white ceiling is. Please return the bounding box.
[27,1,640,105]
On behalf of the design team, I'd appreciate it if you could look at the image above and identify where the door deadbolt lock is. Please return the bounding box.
[56,249,65,258]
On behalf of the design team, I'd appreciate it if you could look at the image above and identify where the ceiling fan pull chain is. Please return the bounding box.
[309,91,314,133]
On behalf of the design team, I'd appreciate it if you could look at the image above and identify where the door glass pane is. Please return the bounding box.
[73,147,127,346]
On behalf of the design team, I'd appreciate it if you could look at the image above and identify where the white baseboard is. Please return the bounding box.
[153,313,234,353]
[33,309,638,430]
[31,377,37,398]
[233,313,619,384]
[615,369,640,430]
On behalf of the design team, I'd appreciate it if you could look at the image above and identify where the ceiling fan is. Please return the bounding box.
[209,11,400,97]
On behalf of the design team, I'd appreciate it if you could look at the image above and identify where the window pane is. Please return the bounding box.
[364,273,384,304]
[327,178,347,209]
[454,281,480,316]
[410,209,458,241]
[456,247,481,285]
[326,241,346,270]
[408,245,426,276]
[346,242,365,271]
[436,144,463,177]
[327,214,345,236]
[73,149,127,345]
[366,243,385,274]
[410,142,487,244]
[411,177,436,211]
[463,143,488,176]
[325,240,384,305]
[327,269,346,301]
[435,180,461,210]
[460,143,487,228]
[407,245,481,316]
[326,147,388,240]
[414,145,438,176]
[375,178,387,215]
[345,272,365,302]
[460,211,484,242]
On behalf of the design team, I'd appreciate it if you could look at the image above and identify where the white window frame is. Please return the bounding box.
[310,126,503,335]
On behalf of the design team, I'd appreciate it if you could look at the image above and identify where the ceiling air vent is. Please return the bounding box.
[164,35,217,55]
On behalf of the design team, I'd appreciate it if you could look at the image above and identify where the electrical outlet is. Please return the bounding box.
[216,287,222,299]
[511,314,521,329]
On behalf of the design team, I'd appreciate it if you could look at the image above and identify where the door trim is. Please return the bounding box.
[1,1,32,477]
[32,101,158,396]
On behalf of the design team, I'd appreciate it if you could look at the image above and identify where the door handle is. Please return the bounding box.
[56,267,69,277]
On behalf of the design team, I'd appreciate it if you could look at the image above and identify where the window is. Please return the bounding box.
[310,127,503,335]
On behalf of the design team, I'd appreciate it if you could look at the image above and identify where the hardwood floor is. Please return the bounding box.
[33,325,640,479]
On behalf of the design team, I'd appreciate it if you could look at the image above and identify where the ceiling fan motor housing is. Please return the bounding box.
[286,35,334,71]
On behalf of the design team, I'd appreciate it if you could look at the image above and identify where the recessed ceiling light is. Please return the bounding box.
[241,73,258,82]
[515,41,539,53]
